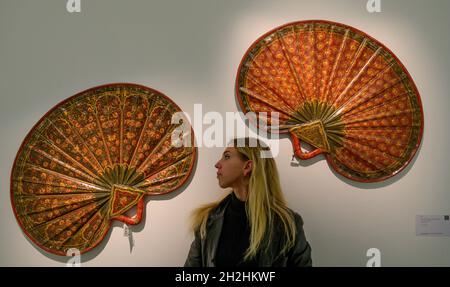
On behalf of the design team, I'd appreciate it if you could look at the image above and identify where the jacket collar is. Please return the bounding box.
[205,193,282,266]
[208,193,232,223]
[204,193,232,266]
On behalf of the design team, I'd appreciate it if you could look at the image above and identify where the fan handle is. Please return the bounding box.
[290,133,324,160]
[114,197,145,225]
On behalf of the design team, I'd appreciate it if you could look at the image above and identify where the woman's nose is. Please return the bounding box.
[214,161,220,169]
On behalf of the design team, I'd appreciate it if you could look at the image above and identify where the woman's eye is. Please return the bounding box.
[224,155,230,159]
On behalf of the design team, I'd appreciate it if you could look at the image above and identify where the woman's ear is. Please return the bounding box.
[243,160,253,177]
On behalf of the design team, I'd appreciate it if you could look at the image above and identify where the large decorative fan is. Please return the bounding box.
[236,20,423,182]
[11,83,196,255]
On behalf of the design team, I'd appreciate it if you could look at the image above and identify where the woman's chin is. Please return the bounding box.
[217,181,229,189]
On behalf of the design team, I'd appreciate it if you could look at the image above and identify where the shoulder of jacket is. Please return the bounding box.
[288,209,304,227]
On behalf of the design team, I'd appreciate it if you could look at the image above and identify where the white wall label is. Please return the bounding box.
[416,215,450,237]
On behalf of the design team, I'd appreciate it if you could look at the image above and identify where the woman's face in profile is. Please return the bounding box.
[214,147,247,189]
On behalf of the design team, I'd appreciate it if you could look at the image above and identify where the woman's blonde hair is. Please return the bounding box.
[189,137,297,260]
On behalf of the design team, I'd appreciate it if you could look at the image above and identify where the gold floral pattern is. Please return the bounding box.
[237,21,423,182]
[11,83,196,255]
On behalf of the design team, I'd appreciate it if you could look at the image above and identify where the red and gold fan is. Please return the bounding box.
[10,83,196,255]
[236,20,423,182]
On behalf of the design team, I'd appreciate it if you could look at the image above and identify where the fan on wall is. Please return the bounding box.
[10,83,196,255]
[236,20,423,182]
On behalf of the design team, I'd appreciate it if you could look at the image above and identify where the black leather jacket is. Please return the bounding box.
[184,194,312,267]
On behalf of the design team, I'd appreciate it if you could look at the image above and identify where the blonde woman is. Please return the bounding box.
[185,138,312,267]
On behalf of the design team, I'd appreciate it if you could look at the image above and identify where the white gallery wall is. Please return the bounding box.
[0,0,449,266]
